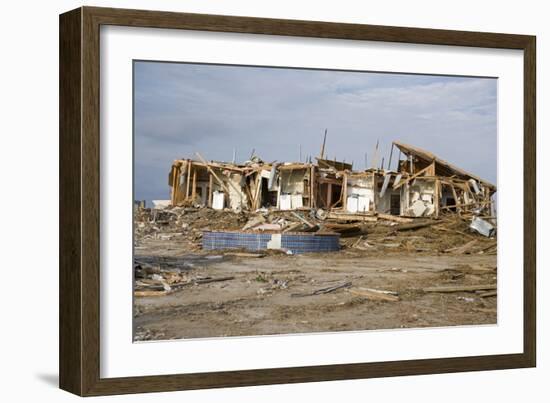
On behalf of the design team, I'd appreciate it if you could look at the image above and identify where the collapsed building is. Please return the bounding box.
[167,141,496,219]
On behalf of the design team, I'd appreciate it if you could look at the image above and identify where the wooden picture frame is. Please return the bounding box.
[59,6,536,396]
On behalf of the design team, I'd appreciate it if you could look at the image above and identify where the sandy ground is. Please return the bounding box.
[133,238,497,341]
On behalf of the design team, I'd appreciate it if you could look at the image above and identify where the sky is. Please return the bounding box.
[134,61,497,204]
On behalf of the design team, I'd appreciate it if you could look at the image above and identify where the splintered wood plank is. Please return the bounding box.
[348,287,400,302]
[422,284,496,293]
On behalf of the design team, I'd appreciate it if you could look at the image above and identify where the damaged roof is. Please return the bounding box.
[393,141,496,191]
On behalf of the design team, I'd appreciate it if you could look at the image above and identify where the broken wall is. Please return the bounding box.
[279,169,306,210]
[226,172,248,211]
[346,175,374,213]
[280,170,305,194]
[403,178,436,217]
[208,170,249,211]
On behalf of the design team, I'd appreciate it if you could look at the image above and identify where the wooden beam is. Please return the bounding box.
[326,212,378,222]
[342,172,348,211]
[434,178,440,218]
[310,165,315,208]
[372,174,377,212]
[208,174,213,207]
[253,174,262,210]
[393,161,434,189]
[195,153,231,196]
[348,287,399,302]
[170,166,177,205]
[423,284,496,293]
[377,213,413,223]
[320,128,327,159]
[450,185,461,213]
[191,167,197,200]
[186,160,191,199]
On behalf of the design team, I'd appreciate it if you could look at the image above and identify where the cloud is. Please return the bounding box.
[134,61,497,203]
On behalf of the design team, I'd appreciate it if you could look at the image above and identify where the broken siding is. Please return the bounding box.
[403,178,436,217]
[226,173,248,210]
[278,168,309,210]
[280,169,306,194]
[345,175,375,213]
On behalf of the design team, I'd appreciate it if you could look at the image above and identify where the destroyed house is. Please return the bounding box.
[168,141,496,218]
[390,141,496,217]
[169,156,317,211]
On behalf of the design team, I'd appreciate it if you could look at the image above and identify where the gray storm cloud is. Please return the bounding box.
[134,61,497,203]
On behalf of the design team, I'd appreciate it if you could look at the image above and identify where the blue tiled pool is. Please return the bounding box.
[202,231,340,254]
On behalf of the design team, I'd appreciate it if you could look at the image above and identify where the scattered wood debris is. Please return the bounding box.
[134,290,169,298]
[422,284,496,293]
[444,239,478,254]
[225,252,266,258]
[377,213,413,223]
[347,287,400,302]
[194,276,235,285]
[291,281,352,297]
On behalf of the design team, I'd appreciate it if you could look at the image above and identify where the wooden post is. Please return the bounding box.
[191,168,197,201]
[195,155,230,194]
[327,183,332,208]
[208,174,213,207]
[320,129,327,159]
[195,152,242,206]
[342,172,348,211]
[428,161,436,176]
[434,178,440,218]
[276,177,281,209]
[186,160,191,200]
[253,174,262,210]
[450,185,461,213]
[170,165,177,205]
[372,173,377,212]
[309,165,317,208]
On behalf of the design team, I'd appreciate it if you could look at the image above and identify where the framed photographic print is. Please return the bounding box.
[59,6,536,396]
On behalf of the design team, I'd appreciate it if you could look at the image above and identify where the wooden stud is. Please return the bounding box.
[372,173,377,212]
[450,185,461,213]
[342,172,348,211]
[253,174,262,210]
[191,167,197,201]
[195,152,243,207]
[434,178,440,218]
[170,166,177,205]
[186,160,191,200]
[208,174,213,207]
[310,165,315,208]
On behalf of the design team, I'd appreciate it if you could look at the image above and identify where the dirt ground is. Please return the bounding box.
[133,235,497,341]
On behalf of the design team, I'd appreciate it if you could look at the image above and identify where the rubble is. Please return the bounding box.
[134,199,498,261]
[470,216,496,237]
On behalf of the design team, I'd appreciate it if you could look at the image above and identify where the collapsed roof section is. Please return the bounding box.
[393,141,496,192]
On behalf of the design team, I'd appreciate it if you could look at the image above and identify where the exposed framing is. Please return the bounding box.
[59,6,536,396]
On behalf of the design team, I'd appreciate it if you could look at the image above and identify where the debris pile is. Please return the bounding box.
[134,258,234,297]
[134,206,247,249]
[134,204,497,255]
